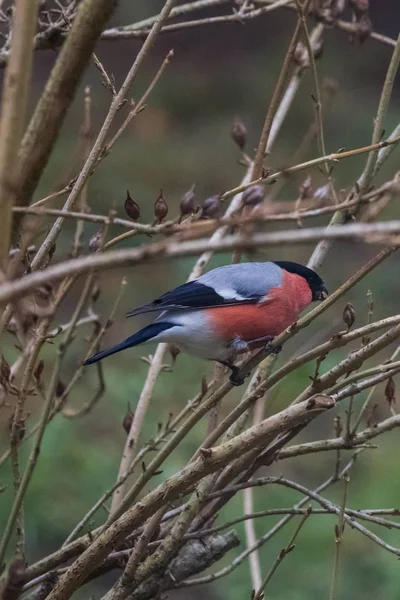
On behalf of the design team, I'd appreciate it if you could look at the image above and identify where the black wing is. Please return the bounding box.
[126,280,259,318]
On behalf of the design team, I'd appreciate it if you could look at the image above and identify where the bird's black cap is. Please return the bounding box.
[273,261,328,302]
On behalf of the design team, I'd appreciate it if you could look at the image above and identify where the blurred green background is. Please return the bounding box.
[1,1,400,598]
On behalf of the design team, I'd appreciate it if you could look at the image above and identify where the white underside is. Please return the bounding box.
[151,310,235,361]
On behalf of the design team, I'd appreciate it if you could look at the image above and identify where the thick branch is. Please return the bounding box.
[44,396,333,600]
[0,0,39,262]
[0,224,400,307]
[14,0,118,217]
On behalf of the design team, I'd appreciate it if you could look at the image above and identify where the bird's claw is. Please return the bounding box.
[229,366,246,387]
[264,341,282,355]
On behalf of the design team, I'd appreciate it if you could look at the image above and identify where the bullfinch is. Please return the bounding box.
[83,261,328,385]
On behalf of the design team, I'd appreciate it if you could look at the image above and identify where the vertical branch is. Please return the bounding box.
[308,33,400,270]
[14,0,119,217]
[1,277,76,565]
[253,510,310,600]
[0,349,63,566]
[109,100,256,517]
[359,33,400,192]
[30,0,178,271]
[72,86,93,258]
[266,23,324,155]
[243,396,264,591]
[0,0,39,263]
[109,343,168,515]
[100,509,165,600]
[329,472,349,600]
[71,0,181,519]
[294,0,327,161]
[251,18,301,180]
[109,175,249,516]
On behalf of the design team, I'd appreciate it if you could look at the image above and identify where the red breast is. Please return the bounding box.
[207,269,312,347]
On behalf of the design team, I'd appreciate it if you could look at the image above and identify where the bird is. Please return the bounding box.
[83,261,328,385]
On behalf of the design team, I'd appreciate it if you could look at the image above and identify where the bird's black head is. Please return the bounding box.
[274,261,329,302]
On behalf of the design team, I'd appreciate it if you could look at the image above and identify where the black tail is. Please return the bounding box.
[83,322,174,365]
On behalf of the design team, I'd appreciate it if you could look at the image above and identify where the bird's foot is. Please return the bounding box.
[217,360,246,386]
[264,340,282,355]
[229,366,246,387]
[229,365,246,387]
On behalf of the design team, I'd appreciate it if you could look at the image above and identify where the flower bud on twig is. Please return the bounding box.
[180,185,196,217]
[154,189,168,223]
[202,195,221,219]
[343,302,356,330]
[124,190,140,221]
[385,377,395,408]
[122,403,134,435]
[242,184,265,207]
[231,117,247,151]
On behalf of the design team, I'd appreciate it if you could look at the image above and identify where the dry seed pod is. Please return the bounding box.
[202,195,221,219]
[231,117,247,151]
[242,184,265,207]
[124,190,140,221]
[122,403,134,434]
[180,185,196,217]
[343,302,356,330]
[154,189,168,223]
[385,377,395,407]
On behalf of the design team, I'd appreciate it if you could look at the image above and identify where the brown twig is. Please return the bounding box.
[14,0,119,217]
[0,0,39,263]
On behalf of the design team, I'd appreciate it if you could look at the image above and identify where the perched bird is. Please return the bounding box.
[83,261,328,385]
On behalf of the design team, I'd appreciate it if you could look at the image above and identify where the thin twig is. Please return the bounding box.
[251,16,301,179]
[253,509,310,600]
[308,33,400,270]
[329,471,349,600]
